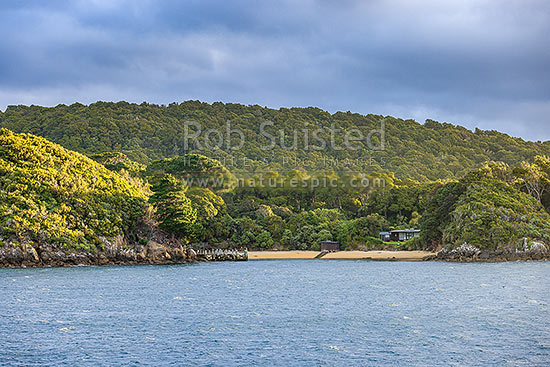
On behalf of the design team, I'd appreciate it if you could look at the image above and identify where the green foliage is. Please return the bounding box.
[148,174,197,234]
[186,187,225,221]
[4,101,550,254]
[360,181,439,227]
[2,101,549,181]
[146,154,236,192]
[256,230,274,249]
[0,129,146,249]
[90,151,145,177]
[420,181,467,247]
[336,214,388,249]
[396,237,423,251]
[443,179,550,249]
[419,174,550,250]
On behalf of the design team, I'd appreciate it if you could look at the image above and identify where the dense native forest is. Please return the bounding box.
[2,101,550,180]
[0,129,146,250]
[1,101,550,252]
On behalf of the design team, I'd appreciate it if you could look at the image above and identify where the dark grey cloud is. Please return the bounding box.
[1,0,549,140]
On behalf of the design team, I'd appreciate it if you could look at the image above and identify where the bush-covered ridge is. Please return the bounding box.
[0,128,147,250]
[420,174,550,250]
[1,101,549,181]
[2,103,550,258]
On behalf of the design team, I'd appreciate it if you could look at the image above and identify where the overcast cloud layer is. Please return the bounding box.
[1,0,549,141]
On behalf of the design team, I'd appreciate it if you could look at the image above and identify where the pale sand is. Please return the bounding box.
[248,251,320,259]
[322,250,435,261]
[248,250,436,261]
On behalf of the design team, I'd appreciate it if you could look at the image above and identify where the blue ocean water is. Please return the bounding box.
[1,260,549,366]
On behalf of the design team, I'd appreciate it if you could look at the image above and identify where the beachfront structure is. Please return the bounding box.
[379,231,391,242]
[320,240,339,252]
[379,229,420,242]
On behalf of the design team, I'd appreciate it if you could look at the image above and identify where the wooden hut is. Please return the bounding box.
[320,240,339,252]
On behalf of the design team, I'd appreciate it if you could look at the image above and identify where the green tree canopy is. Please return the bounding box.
[0,129,147,250]
[149,174,197,234]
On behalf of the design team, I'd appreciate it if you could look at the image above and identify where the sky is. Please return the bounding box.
[1,0,549,141]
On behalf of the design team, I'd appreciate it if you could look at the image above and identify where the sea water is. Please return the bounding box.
[1,260,549,366]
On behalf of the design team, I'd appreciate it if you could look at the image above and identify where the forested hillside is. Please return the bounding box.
[2,101,549,181]
[0,129,146,250]
[2,102,550,258]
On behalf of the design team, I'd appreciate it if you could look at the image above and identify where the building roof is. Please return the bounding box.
[390,229,421,233]
[320,240,339,244]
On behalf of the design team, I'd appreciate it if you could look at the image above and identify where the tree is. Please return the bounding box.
[256,230,274,249]
[186,187,225,221]
[146,154,236,192]
[420,181,466,248]
[149,174,197,234]
[513,161,549,203]
[443,179,550,249]
[0,129,147,250]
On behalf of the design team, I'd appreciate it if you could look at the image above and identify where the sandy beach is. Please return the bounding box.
[248,251,321,259]
[248,250,435,261]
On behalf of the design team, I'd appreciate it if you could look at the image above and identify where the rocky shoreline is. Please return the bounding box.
[0,240,197,268]
[0,237,247,268]
[431,242,550,262]
[1,240,549,268]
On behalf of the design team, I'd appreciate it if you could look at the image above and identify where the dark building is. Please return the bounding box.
[320,240,339,252]
[379,231,391,242]
[380,229,420,242]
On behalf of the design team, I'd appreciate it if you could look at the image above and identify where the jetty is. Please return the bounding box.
[191,248,248,261]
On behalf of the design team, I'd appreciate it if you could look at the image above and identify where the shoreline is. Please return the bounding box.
[2,247,548,268]
[248,250,436,261]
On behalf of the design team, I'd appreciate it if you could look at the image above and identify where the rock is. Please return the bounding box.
[1,234,239,267]
[457,243,481,257]
[146,241,168,261]
[526,241,548,255]
[478,251,491,259]
[27,245,40,262]
[0,243,39,266]
[436,240,550,262]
